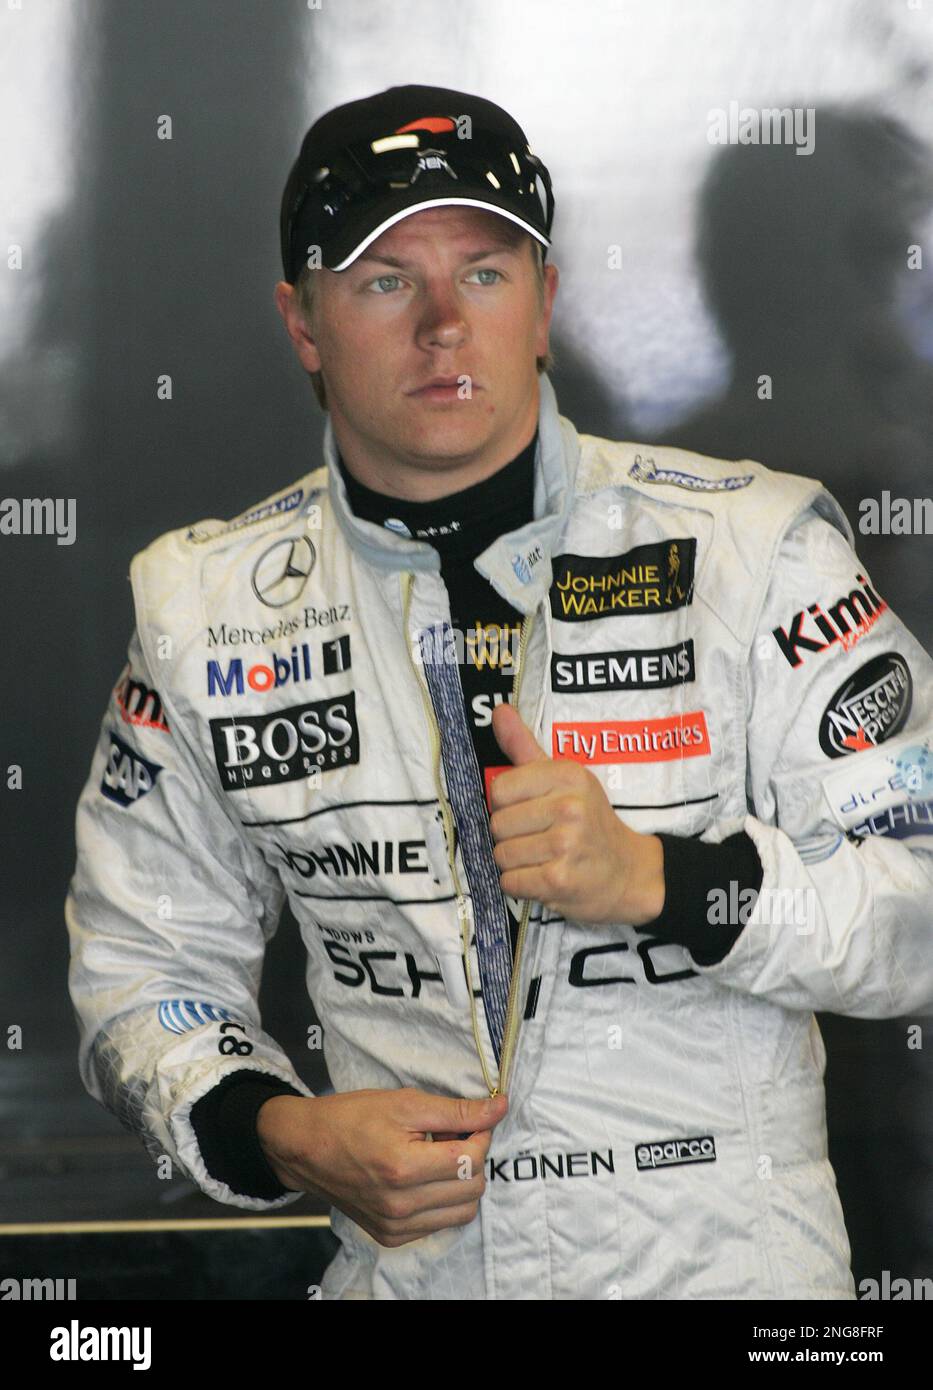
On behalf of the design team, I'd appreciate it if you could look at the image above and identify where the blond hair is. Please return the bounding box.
[292,232,553,411]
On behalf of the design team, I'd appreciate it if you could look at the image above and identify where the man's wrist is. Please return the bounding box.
[615,830,666,926]
[257,1094,314,1193]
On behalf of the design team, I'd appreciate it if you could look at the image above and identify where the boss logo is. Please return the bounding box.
[209,693,359,789]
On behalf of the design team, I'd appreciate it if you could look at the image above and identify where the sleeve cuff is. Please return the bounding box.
[189,1070,305,1201]
[641,831,764,966]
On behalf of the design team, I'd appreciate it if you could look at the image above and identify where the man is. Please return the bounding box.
[66,85,933,1300]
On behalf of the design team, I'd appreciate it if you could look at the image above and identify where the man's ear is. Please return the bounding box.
[536,261,559,360]
[274,281,323,374]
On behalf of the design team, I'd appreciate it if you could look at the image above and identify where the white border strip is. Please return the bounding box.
[331,197,550,269]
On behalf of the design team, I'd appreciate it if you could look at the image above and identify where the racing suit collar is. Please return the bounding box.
[324,372,579,615]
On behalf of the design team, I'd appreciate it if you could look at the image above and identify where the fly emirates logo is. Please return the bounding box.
[552,712,711,764]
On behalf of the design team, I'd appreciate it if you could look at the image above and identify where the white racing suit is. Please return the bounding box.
[66,373,933,1299]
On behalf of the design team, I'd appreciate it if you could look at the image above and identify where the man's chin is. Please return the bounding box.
[394,416,495,463]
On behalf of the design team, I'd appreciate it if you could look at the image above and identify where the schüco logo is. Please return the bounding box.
[206,643,313,697]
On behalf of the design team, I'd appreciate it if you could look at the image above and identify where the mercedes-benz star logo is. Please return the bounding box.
[251,536,316,608]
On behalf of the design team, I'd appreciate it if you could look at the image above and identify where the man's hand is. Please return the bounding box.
[256,1088,508,1248]
[489,702,665,925]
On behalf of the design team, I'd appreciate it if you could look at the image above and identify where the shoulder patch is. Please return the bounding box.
[628,453,754,493]
[185,486,306,544]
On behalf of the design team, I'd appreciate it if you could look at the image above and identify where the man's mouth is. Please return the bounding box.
[407,376,480,399]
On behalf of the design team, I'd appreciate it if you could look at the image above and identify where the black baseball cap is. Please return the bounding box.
[280,84,554,282]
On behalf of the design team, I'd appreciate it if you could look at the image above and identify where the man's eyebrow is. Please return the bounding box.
[355,243,523,269]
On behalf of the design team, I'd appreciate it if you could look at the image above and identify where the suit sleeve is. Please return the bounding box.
[65,628,315,1210]
[693,508,933,1017]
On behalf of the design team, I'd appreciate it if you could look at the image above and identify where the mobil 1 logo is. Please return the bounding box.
[210,692,359,790]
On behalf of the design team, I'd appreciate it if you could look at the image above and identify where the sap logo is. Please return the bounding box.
[100,731,162,808]
[207,643,313,697]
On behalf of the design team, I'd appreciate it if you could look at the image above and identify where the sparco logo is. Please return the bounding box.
[209,693,359,789]
[552,639,695,692]
[550,540,696,621]
[635,1135,717,1171]
[251,536,316,607]
[772,574,886,668]
[206,643,313,697]
[819,653,912,758]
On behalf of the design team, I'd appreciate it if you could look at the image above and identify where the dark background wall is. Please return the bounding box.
[1,0,930,1294]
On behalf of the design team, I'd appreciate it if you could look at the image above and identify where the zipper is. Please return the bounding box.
[401,570,537,1098]
[491,608,536,1096]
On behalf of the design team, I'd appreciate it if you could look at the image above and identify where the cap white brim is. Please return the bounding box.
[330,197,551,271]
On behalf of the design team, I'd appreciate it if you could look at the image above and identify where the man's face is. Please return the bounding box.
[277,205,558,482]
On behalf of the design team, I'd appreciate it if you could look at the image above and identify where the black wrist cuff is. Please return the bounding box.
[189,1070,305,1201]
[642,831,763,966]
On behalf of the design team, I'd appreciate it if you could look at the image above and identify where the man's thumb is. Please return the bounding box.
[434,1093,509,1136]
[491,702,549,766]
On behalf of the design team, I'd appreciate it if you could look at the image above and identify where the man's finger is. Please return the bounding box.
[402,1090,508,1136]
[494,830,554,871]
[489,795,559,841]
[491,702,550,767]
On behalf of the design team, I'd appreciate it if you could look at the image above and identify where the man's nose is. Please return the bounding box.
[415,282,468,352]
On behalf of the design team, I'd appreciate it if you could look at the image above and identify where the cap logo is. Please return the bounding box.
[395,115,457,135]
[411,148,458,183]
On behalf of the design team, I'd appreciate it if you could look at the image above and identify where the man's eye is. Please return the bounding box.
[468,267,503,285]
[369,274,403,293]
